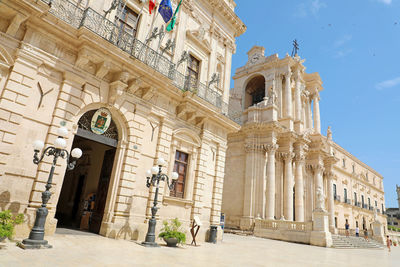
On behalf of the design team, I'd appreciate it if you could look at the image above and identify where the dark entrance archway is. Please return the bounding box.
[55,109,119,234]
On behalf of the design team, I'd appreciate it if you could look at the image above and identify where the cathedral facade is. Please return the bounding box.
[223,46,387,245]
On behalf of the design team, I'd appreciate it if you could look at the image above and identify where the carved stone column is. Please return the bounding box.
[313,164,325,208]
[265,144,278,220]
[283,152,294,221]
[276,74,283,118]
[294,72,302,122]
[326,171,335,233]
[284,71,292,118]
[294,152,305,222]
[312,92,321,134]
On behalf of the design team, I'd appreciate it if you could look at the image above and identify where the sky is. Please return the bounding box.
[232,0,400,208]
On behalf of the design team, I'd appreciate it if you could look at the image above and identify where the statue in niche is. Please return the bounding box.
[316,187,325,211]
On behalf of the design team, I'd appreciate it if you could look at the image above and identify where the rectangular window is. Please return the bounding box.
[187,55,200,87]
[368,198,371,207]
[382,204,384,213]
[170,151,189,198]
[375,200,377,207]
[361,195,364,207]
[116,4,139,37]
[352,164,355,173]
[354,192,357,205]
[344,188,348,202]
[334,217,337,228]
[333,184,337,198]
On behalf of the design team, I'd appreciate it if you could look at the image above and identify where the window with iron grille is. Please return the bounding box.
[116,4,139,37]
[170,151,189,198]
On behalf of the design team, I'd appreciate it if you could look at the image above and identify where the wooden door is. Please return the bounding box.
[89,149,116,234]
[170,151,188,198]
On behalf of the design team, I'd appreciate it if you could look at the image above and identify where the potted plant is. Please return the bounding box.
[394,241,398,247]
[0,210,24,242]
[158,218,186,247]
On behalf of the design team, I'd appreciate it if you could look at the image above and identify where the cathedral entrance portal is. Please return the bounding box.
[55,109,119,234]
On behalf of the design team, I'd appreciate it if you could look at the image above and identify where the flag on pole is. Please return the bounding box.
[149,0,156,14]
[158,0,173,23]
[166,0,182,32]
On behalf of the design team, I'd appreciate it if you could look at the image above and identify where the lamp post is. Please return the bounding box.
[142,157,179,247]
[20,125,82,249]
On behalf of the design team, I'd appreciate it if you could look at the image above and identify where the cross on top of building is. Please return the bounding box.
[291,39,299,57]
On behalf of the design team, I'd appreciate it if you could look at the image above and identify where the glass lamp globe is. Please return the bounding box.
[71,148,82,159]
[171,172,179,180]
[33,140,44,151]
[151,166,158,175]
[157,157,166,166]
[57,127,68,137]
[54,137,67,149]
[146,169,152,177]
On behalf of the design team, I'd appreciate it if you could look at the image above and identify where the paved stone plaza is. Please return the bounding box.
[0,229,398,267]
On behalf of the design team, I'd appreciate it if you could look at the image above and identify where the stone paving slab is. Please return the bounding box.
[0,228,399,267]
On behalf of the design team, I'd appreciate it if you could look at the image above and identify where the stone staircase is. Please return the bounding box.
[332,235,384,249]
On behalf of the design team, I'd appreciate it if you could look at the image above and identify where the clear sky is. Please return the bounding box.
[232,0,400,208]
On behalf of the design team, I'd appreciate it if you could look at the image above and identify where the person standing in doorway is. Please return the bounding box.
[386,235,391,252]
[345,220,350,237]
[355,226,359,237]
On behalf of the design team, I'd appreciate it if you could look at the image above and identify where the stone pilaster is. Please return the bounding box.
[283,152,294,221]
[265,144,278,220]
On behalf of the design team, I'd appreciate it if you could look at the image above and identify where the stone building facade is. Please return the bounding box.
[0,0,245,242]
[222,46,386,246]
[387,185,400,227]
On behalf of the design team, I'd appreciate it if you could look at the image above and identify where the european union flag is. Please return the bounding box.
[158,0,173,23]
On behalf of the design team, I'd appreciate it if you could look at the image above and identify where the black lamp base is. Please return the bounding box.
[19,239,52,249]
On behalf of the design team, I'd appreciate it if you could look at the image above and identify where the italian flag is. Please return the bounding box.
[166,0,182,32]
[149,0,156,14]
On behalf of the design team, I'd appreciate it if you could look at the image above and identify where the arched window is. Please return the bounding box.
[244,75,265,109]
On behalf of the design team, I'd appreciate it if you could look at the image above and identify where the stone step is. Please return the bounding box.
[331,235,384,249]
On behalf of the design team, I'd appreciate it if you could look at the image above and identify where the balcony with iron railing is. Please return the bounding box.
[40,0,230,117]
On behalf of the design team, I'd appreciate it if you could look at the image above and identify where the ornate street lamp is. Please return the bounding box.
[20,125,82,249]
[142,158,179,247]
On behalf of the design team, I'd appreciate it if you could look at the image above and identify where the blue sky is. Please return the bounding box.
[232,0,400,208]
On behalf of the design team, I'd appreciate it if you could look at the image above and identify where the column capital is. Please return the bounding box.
[311,164,325,174]
[294,152,306,163]
[312,92,320,101]
[281,152,295,162]
[265,144,279,154]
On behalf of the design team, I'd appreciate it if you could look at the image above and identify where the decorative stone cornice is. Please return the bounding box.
[207,0,246,37]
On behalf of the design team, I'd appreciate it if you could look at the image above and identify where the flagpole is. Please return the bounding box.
[146,1,161,43]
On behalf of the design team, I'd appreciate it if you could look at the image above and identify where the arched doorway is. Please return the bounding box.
[244,75,265,109]
[56,109,119,234]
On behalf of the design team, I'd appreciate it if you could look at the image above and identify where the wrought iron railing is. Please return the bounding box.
[42,0,230,117]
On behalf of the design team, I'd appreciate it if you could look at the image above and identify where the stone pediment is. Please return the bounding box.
[186,29,211,54]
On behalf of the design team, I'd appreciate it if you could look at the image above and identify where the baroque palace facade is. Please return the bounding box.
[222,46,387,246]
[0,0,245,242]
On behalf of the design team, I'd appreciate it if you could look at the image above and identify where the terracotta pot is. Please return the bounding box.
[163,237,179,247]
